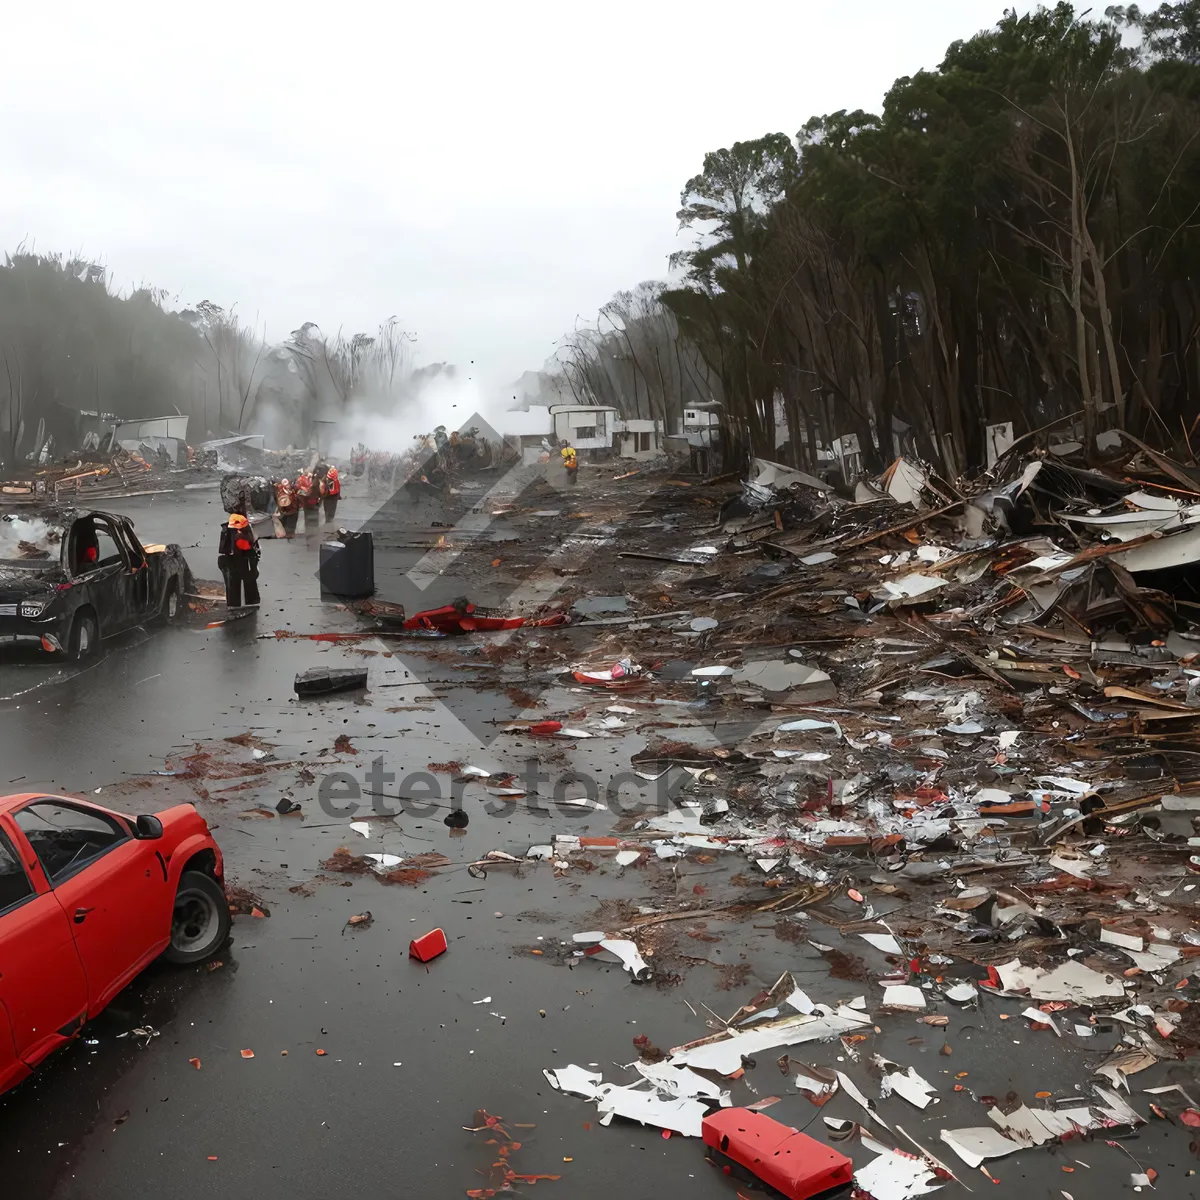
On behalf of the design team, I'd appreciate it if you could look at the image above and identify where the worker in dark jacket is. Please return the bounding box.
[218,513,261,607]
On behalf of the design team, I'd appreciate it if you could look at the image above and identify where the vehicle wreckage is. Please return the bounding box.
[0,508,190,658]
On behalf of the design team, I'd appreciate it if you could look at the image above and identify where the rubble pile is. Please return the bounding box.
[310,444,1200,1192]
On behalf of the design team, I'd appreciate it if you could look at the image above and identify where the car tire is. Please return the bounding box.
[68,610,99,661]
[160,580,181,623]
[165,871,231,964]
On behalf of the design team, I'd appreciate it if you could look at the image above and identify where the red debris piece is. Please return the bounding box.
[410,927,448,962]
[702,1109,853,1200]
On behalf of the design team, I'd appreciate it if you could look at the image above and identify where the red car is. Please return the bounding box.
[0,792,229,1097]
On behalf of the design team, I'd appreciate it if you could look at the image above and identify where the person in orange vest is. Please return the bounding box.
[218,512,261,607]
[321,464,341,523]
[295,468,320,532]
[559,440,578,485]
[274,476,299,538]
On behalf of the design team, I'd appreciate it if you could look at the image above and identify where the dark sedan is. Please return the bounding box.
[0,508,190,659]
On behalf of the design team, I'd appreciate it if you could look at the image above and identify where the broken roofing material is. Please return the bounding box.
[546,975,873,1137]
[988,959,1126,1003]
[571,933,652,981]
[940,1086,1144,1168]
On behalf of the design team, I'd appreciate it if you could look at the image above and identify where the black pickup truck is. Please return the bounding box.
[0,508,190,659]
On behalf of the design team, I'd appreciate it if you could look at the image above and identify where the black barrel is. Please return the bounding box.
[319,529,375,598]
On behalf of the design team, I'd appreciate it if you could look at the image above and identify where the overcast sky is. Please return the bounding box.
[1,1,1036,392]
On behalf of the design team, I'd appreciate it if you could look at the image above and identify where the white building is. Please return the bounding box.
[549,405,617,451]
[613,418,663,460]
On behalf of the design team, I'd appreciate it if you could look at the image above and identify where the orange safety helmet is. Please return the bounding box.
[228,513,249,529]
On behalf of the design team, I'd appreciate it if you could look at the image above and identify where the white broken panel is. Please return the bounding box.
[939,1126,1023,1169]
[1122,943,1181,972]
[776,717,842,735]
[734,660,832,689]
[1099,928,1144,953]
[876,574,949,603]
[944,983,978,1004]
[633,1061,730,1104]
[854,1148,942,1200]
[670,1007,873,1076]
[594,1083,708,1137]
[589,938,651,980]
[876,1059,938,1109]
[543,1064,603,1099]
[994,958,1125,1002]
[859,931,904,955]
[881,985,926,1011]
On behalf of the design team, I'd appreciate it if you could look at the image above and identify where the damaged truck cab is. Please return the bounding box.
[0,508,190,659]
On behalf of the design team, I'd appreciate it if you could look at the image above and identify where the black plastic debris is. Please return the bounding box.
[294,667,368,697]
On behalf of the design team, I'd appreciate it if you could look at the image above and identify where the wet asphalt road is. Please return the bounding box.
[1,479,1196,1199]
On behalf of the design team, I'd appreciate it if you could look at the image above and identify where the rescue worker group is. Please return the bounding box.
[216,462,340,608]
[215,431,578,609]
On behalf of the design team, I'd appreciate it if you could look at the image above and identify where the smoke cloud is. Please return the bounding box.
[328,373,516,457]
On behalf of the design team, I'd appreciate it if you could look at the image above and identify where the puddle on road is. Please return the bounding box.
[0,627,156,701]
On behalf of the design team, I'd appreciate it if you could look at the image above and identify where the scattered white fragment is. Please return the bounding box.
[877,573,949,602]
[1100,928,1144,953]
[670,1007,873,1075]
[776,718,842,735]
[860,932,904,955]
[875,1057,938,1109]
[1123,943,1181,972]
[944,721,985,735]
[854,1147,942,1199]
[993,959,1125,1002]
[692,665,734,677]
[939,1126,1024,1169]
[945,983,978,1004]
[543,1065,602,1099]
[595,1083,708,1137]
[881,985,926,1011]
[349,821,371,838]
[573,936,652,980]
[364,853,403,870]
[615,849,641,867]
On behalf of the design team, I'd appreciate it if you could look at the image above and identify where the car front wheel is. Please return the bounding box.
[165,871,231,964]
[68,610,98,661]
[160,581,181,623]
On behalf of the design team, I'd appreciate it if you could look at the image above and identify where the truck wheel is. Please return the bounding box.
[68,611,98,661]
[165,871,231,964]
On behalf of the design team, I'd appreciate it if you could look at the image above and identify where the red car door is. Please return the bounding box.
[0,996,23,1094]
[12,799,171,1014]
[0,819,88,1070]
